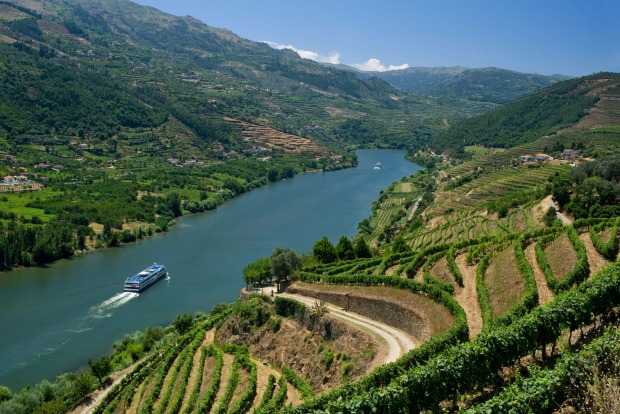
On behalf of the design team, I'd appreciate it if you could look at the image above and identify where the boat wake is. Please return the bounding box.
[88,292,139,319]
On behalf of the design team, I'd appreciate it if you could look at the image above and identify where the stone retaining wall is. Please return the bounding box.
[286,285,430,341]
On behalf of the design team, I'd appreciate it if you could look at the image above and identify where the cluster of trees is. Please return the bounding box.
[312,235,372,264]
[0,221,79,270]
[549,154,620,219]
[242,247,301,289]
[0,44,167,141]
[0,371,95,414]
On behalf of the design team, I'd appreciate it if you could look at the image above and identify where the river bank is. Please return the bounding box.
[0,149,420,390]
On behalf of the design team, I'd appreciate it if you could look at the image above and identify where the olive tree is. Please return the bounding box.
[270,247,301,292]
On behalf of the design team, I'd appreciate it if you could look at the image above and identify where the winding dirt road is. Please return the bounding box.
[277,292,416,364]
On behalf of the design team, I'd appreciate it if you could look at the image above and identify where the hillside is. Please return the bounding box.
[0,0,461,151]
[429,73,620,155]
[373,66,569,105]
[3,71,616,414]
[2,0,620,412]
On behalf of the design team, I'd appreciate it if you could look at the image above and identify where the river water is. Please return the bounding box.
[0,149,420,390]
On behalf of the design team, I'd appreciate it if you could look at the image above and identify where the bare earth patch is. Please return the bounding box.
[580,232,611,277]
[454,254,483,338]
[430,256,457,287]
[485,245,524,317]
[212,353,235,410]
[532,195,553,226]
[217,314,379,394]
[524,243,554,306]
[544,233,577,282]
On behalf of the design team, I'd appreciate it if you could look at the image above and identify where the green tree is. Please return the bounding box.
[313,235,337,263]
[544,206,560,227]
[88,355,111,386]
[335,235,356,260]
[270,247,301,291]
[168,192,182,217]
[353,237,372,258]
[67,372,95,406]
[33,398,68,414]
[391,235,410,254]
[243,256,271,286]
[172,313,194,335]
[142,326,164,352]
[0,385,12,402]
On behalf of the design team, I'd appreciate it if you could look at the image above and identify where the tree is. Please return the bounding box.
[67,372,95,405]
[544,206,560,227]
[335,235,356,260]
[353,237,372,258]
[270,247,301,292]
[0,385,12,402]
[391,235,410,254]
[313,235,337,263]
[88,355,111,386]
[243,256,271,286]
[172,313,194,335]
[142,326,164,351]
[168,192,182,217]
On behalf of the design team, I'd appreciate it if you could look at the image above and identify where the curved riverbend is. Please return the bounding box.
[0,149,420,390]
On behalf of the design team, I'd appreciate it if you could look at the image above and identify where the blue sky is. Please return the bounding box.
[134,0,619,76]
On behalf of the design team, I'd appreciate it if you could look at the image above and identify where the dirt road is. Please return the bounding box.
[277,292,416,364]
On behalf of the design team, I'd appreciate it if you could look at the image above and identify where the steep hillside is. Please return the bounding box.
[374,66,568,104]
[0,0,438,150]
[430,73,620,154]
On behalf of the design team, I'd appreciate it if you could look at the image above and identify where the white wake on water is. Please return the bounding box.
[88,292,139,319]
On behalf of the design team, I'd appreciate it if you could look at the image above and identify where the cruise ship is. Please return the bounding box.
[124,263,168,292]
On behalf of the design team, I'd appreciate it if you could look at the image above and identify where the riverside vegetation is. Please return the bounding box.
[1,0,620,413]
[0,0,570,272]
[4,71,620,413]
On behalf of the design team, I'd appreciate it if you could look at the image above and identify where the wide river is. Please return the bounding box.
[0,149,420,390]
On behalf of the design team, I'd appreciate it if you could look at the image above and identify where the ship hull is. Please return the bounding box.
[124,264,167,293]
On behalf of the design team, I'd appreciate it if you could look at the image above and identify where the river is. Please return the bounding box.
[0,149,420,390]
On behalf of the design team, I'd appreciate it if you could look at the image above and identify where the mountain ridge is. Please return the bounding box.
[326,63,571,105]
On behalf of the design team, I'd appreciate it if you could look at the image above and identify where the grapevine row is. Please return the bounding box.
[295,262,620,413]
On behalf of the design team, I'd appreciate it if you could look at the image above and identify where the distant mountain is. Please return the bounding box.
[0,0,431,150]
[432,72,620,154]
[321,63,570,106]
[0,0,558,156]
[373,66,570,104]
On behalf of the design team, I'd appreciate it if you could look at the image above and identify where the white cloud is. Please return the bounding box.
[264,43,407,72]
[351,58,409,72]
[264,41,341,65]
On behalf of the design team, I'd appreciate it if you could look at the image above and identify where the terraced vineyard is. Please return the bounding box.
[86,75,620,414]
[93,313,304,414]
[281,217,620,413]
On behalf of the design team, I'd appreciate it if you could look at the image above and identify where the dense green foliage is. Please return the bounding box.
[274,297,306,319]
[548,154,620,219]
[433,76,603,154]
[270,248,301,284]
[590,219,619,260]
[466,325,620,413]
[243,257,272,286]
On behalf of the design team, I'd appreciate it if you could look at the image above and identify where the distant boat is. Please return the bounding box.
[373,162,382,170]
[124,263,168,292]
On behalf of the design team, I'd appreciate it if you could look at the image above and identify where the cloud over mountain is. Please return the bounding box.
[264,42,408,72]
[264,41,340,64]
[352,58,409,72]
